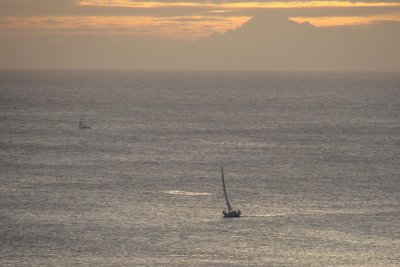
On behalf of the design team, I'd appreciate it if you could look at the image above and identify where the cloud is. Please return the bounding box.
[0,0,399,71]
[2,1,400,17]
[0,0,77,16]
[290,12,400,27]
[1,14,399,71]
[1,0,398,39]
[0,15,250,40]
[78,0,400,9]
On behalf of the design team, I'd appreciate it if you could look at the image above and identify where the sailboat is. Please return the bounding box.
[220,166,241,218]
[78,114,91,129]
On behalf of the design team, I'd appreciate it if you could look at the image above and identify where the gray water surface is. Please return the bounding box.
[1,70,399,266]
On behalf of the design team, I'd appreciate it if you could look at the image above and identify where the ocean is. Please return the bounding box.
[0,70,399,266]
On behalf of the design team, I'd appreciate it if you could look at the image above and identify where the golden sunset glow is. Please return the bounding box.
[1,0,399,40]
[0,15,251,40]
[78,0,400,9]
[290,13,400,27]
[1,0,399,70]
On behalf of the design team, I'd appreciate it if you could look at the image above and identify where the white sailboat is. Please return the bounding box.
[221,166,241,218]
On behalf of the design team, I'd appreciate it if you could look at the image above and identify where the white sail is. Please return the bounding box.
[221,166,233,211]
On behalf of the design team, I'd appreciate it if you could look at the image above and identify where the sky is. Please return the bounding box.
[0,0,399,71]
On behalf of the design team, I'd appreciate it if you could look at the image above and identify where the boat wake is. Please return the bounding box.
[241,214,288,218]
[241,210,392,218]
[162,190,211,196]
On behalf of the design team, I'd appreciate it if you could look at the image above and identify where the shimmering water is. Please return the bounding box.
[0,70,399,266]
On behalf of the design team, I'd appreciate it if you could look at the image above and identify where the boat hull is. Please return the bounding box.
[223,210,241,218]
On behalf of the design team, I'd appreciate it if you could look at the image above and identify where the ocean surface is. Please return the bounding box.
[0,70,399,266]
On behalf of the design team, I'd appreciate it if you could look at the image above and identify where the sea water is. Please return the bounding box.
[0,70,399,266]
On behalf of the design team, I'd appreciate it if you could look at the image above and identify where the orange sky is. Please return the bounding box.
[0,15,251,40]
[78,0,400,9]
[1,0,399,70]
[0,1,400,39]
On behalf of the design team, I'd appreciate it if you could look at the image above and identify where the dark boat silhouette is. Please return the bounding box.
[220,166,241,218]
[79,114,91,129]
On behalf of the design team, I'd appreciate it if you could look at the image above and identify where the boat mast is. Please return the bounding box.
[221,166,233,211]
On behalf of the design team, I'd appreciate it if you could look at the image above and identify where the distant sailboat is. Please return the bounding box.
[220,166,241,218]
[78,114,91,129]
